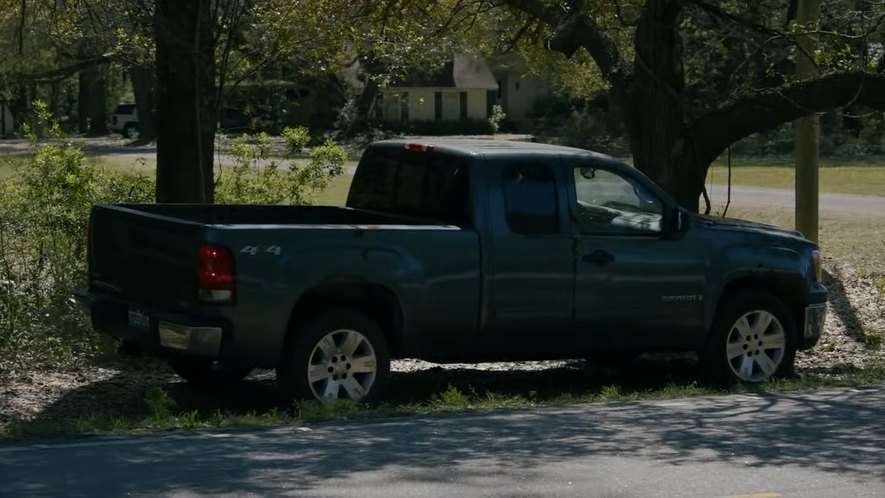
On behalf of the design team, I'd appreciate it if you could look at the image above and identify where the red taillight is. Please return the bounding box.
[197,244,234,303]
[404,143,434,152]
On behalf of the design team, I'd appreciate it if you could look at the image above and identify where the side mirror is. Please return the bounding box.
[579,167,596,179]
[667,208,685,236]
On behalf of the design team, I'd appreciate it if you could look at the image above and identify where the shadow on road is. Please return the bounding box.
[2,377,882,496]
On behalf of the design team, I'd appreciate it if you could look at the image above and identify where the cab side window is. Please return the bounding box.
[503,164,559,235]
[574,167,663,234]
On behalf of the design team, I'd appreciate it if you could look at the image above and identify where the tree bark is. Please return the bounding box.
[628,0,704,210]
[154,0,218,203]
[77,70,91,134]
[88,66,109,136]
[77,64,109,136]
[130,64,157,142]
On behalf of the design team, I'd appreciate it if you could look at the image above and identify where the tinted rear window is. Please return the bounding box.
[347,147,471,226]
[114,104,136,114]
[502,163,559,235]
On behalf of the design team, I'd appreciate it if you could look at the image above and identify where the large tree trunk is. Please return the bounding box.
[628,0,703,211]
[154,0,218,203]
[130,64,157,142]
[78,64,109,136]
[77,70,91,134]
[89,66,109,136]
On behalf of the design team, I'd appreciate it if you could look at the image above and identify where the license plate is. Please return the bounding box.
[128,309,150,331]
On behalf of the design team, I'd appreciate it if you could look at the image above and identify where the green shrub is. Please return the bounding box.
[215,133,344,205]
[281,126,311,155]
[0,106,154,371]
[0,108,342,372]
[488,104,506,133]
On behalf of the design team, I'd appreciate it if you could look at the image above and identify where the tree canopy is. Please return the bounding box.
[2,0,883,208]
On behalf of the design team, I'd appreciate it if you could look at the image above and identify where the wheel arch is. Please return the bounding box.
[283,282,405,360]
[713,274,805,338]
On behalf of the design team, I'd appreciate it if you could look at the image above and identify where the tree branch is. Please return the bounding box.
[22,55,110,82]
[691,71,885,166]
[501,0,633,89]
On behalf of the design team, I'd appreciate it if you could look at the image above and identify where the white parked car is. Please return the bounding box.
[110,103,138,138]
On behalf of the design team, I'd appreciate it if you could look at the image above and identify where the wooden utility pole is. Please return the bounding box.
[795,0,821,243]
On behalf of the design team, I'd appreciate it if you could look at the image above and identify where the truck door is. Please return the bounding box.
[484,159,575,356]
[569,165,708,350]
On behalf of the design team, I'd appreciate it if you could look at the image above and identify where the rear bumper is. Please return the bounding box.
[74,288,228,358]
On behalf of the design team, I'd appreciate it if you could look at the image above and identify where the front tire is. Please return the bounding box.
[701,292,797,386]
[167,356,253,386]
[277,310,390,404]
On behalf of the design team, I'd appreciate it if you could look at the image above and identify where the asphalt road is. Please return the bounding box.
[1,386,882,497]
[708,184,885,216]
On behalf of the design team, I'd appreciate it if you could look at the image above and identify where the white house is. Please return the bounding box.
[376,54,499,124]
[487,52,553,123]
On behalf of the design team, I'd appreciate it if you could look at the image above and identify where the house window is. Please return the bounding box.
[434,92,442,121]
[374,94,383,121]
[486,90,496,117]
[400,92,409,122]
[459,92,468,120]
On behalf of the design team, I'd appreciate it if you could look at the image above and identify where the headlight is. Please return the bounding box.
[812,250,822,282]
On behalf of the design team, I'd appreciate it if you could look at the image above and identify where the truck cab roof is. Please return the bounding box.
[371,138,623,164]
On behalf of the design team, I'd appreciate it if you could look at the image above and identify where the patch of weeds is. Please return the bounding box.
[482,391,531,408]
[873,278,885,297]
[431,384,471,409]
[144,387,177,421]
[177,410,204,430]
[597,384,623,401]
[1,412,135,441]
[653,382,713,399]
[297,398,361,422]
[863,326,883,346]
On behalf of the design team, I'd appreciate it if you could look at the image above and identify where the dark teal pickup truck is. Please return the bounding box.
[76,139,827,403]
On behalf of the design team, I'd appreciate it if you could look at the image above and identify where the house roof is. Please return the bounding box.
[392,54,498,90]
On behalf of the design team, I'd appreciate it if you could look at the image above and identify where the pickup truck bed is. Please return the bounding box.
[85,202,481,371]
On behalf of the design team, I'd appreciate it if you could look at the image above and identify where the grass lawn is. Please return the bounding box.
[0,156,25,181]
[706,154,885,196]
[312,173,354,206]
[707,163,885,196]
[710,204,885,275]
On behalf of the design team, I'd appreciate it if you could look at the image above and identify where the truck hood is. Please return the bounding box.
[692,213,807,241]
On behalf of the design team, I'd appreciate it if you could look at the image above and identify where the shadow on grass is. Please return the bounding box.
[823,267,880,347]
[12,349,881,434]
[15,356,701,428]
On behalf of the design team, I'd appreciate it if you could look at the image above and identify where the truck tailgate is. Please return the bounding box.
[89,204,204,310]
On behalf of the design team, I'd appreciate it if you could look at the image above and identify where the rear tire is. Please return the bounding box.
[277,309,390,404]
[167,356,253,386]
[700,291,796,387]
[122,123,137,139]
